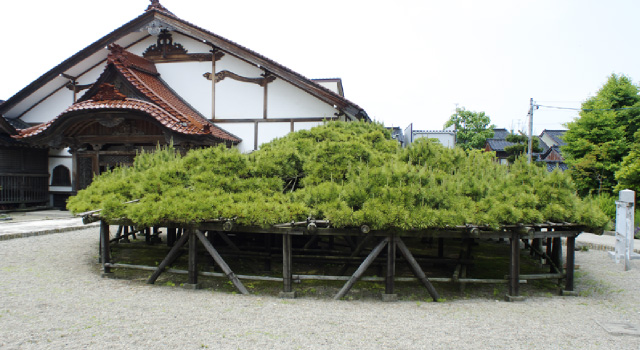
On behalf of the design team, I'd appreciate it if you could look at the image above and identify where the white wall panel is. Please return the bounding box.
[216,123,254,153]
[257,122,291,149]
[268,79,336,119]
[157,61,212,118]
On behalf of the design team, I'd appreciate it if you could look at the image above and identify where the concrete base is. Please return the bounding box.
[279,291,297,299]
[182,283,202,290]
[381,294,398,302]
[561,290,579,296]
[505,294,525,302]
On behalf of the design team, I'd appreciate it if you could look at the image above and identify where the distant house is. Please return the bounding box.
[387,123,456,149]
[537,130,568,171]
[484,128,567,171]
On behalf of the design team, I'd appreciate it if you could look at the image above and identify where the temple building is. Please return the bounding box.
[0,1,368,209]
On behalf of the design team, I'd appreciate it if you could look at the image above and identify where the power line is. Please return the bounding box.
[536,104,640,112]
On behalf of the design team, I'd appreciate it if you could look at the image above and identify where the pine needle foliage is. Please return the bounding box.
[67,121,608,232]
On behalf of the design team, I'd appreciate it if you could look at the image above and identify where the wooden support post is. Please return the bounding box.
[384,235,396,299]
[186,229,199,288]
[100,220,112,275]
[147,232,190,284]
[280,233,295,298]
[507,231,524,301]
[562,235,577,296]
[438,238,444,258]
[145,227,151,245]
[195,230,249,295]
[396,237,440,301]
[334,237,388,300]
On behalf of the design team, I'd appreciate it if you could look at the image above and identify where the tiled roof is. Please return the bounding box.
[17,45,239,143]
[486,139,514,151]
[540,129,567,147]
[492,128,510,140]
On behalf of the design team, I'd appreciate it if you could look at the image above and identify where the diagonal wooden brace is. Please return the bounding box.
[195,230,249,295]
[147,231,190,284]
[396,237,440,301]
[334,237,389,300]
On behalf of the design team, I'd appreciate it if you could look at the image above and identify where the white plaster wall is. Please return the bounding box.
[268,79,336,119]
[156,61,212,118]
[414,133,456,148]
[257,122,291,149]
[315,81,340,95]
[215,55,264,119]
[217,123,255,153]
[216,79,263,119]
[293,121,323,132]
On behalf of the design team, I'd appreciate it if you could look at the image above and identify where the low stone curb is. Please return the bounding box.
[0,223,99,241]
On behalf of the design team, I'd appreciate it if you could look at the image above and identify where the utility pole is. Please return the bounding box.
[527,98,534,163]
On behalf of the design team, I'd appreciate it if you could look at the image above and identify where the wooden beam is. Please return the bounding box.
[195,230,249,295]
[396,237,440,301]
[334,237,388,300]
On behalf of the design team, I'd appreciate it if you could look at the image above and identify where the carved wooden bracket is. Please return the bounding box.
[203,70,276,87]
[143,30,187,59]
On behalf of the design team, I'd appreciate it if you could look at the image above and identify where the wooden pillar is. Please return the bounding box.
[507,231,523,301]
[100,220,112,275]
[385,235,396,297]
[564,235,576,294]
[187,229,199,287]
[281,233,294,297]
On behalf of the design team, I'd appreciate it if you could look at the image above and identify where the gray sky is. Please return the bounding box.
[2,0,640,135]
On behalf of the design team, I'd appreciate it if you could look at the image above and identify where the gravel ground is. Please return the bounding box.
[1,227,639,350]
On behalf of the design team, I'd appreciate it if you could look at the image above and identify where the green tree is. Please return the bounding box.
[503,132,543,164]
[615,130,640,193]
[563,74,640,195]
[444,107,495,150]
